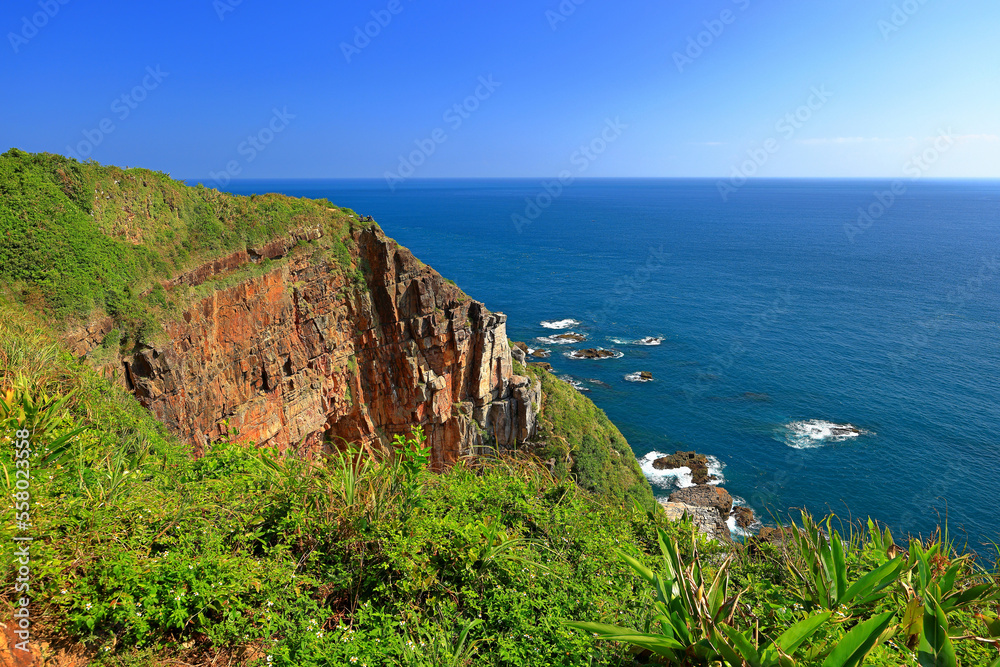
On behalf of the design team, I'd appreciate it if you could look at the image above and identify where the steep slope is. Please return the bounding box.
[0,149,649,505]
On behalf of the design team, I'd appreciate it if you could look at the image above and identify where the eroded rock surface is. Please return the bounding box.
[660,501,733,543]
[80,226,539,467]
[669,485,734,521]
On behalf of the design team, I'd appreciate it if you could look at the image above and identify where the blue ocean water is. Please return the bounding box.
[221,178,1000,550]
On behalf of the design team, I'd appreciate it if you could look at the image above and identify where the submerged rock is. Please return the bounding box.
[552,332,586,342]
[669,485,733,521]
[572,348,618,359]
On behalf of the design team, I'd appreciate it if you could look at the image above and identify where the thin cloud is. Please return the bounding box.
[797,137,893,145]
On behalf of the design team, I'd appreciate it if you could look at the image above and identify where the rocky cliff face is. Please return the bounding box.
[76,224,539,467]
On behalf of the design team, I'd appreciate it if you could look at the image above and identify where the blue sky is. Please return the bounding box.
[2,0,997,179]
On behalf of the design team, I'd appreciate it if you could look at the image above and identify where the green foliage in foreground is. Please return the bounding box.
[0,309,691,666]
[569,512,1000,666]
[0,149,366,334]
[3,303,1000,667]
[519,361,656,512]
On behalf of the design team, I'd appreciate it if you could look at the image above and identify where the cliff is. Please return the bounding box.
[63,223,539,466]
[0,150,647,506]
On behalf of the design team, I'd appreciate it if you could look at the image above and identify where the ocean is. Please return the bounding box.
[218,178,1000,551]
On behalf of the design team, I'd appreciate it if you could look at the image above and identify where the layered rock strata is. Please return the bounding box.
[72,225,540,467]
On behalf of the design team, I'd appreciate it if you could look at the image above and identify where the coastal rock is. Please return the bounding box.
[511,346,527,364]
[640,371,653,380]
[529,362,553,372]
[550,332,586,342]
[530,348,551,358]
[660,501,732,543]
[651,450,717,485]
[669,485,733,520]
[101,225,538,467]
[733,506,756,530]
[572,348,617,359]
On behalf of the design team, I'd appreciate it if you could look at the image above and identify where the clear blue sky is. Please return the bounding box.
[2,0,997,179]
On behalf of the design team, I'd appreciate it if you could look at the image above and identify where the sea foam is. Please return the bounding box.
[782,419,868,449]
[540,319,581,329]
[639,451,726,491]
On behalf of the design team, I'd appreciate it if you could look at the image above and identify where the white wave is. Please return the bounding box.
[783,419,868,449]
[728,495,761,538]
[608,336,664,346]
[634,336,664,346]
[705,455,725,486]
[541,319,581,329]
[558,375,589,392]
[536,332,586,345]
[638,451,726,490]
[565,348,624,360]
[624,372,654,383]
[639,451,693,490]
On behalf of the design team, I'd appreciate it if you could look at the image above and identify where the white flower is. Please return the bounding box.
[61,589,67,594]
[85,603,92,610]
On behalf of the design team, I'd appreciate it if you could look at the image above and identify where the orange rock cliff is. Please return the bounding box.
[67,224,540,467]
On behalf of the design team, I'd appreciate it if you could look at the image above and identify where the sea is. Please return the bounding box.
[217,178,1000,551]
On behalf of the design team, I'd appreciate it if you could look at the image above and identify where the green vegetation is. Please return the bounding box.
[0,149,368,340]
[0,308,681,665]
[569,512,1000,666]
[519,361,655,512]
[3,151,999,666]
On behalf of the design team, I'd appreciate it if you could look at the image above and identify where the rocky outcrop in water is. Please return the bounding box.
[652,450,718,485]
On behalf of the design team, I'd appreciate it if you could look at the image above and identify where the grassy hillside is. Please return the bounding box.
[0,149,363,339]
[0,303,678,665]
[519,361,655,512]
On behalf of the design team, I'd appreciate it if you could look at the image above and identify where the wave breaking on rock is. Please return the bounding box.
[782,419,869,449]
[540,319,581,329]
